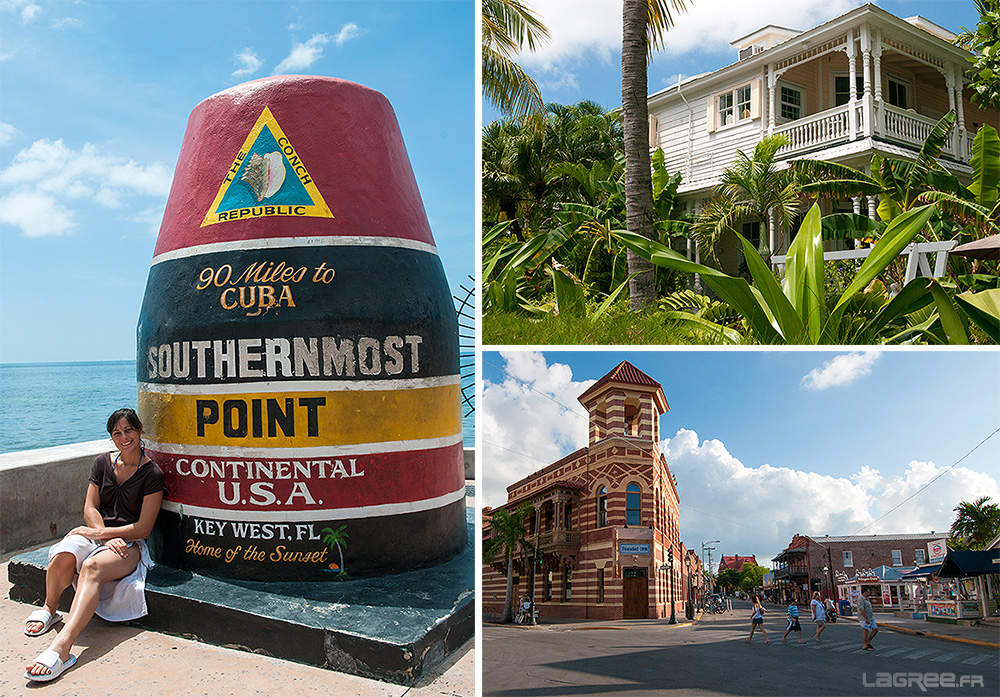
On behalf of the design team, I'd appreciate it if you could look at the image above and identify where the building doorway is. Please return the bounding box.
[623,568,649,619]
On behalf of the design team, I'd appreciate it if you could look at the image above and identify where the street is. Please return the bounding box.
[483,601,1000,696]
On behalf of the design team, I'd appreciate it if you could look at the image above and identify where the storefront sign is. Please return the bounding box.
[882,587,892,606]
[928,601,957,618]
[620,543,650,555]
[927,539,948,563]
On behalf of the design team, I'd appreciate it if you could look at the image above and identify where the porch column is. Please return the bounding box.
[872,31,883,136]
[861,25,873,138]
[768,209,777,256]
[955,64,968,158]
[867,196,877,220]
[767,63,776,136]
[846,31,858,140]
[945,73,957,158]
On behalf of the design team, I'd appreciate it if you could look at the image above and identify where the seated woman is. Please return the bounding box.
[24,408,164,682]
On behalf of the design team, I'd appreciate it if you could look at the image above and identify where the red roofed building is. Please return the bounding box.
[483,361,696,621]
[718,555,759,574]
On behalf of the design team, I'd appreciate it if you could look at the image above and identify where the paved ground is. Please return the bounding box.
[483,600,999,696]
[1,549,473,697]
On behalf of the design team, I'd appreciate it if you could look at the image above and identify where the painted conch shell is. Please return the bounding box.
[241,151,286,202]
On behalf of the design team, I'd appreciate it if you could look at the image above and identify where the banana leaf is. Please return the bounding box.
[784,204,825,342]
[955,288,1000,342]
[659,311,744,344]
[969,124,1000,211]
[548,264,586,317]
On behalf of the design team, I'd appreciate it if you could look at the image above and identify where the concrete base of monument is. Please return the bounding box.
[7,509,473,685]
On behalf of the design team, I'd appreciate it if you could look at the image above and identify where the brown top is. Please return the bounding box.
[89,452,165,527]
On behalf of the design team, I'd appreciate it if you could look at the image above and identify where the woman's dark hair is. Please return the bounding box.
[107,408,143,435]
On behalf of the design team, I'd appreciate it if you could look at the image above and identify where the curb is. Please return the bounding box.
[879,622,1000,649]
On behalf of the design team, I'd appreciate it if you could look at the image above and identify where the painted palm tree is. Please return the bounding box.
[483,504,534,623]
[949,496,1000,549]
[692,134,800,275]
[622,0,688,309]
[482,0,550,122]
[321,525,349,578]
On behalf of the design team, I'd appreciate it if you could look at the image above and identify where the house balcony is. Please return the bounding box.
[775,100,973,162]
[773,563,809,580]
[536,529,581,553]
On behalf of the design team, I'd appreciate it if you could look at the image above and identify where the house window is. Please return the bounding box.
[626,483,641,526]
[779,84,803,121]
[564,501,573,529]
[718,92,734,126]
[563,569,572,601]
[843,551,853,567]
[891,549,902,567]
[716,83,754,127]
[741,220,761,253]
[597,568,605,603]
[543,570,553,601]
[834,75,864,106]
[915,549,926,565]
[597,486,607,527]
[887,76,909,109]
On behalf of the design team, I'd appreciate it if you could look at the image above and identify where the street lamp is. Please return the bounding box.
[660,547,677,624]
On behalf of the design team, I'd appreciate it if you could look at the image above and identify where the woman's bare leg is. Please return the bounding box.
[24,553,76,635]
[26,546,139,676]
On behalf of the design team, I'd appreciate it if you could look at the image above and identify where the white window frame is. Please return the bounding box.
[915,549,926,565]
[711,82,758,131]
[777,81,805,123]
[887,74,911,110]
[843,550,853,567]
[891,549,902,567]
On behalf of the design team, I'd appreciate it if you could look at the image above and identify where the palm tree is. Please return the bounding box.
[692,134,799,275]
[321,525,349,578]
[949,496,1000,549]
[483,504,534,623]
[622,0,688,309]
[482,0,550,122]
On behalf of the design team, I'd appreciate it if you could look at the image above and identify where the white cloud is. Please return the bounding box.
[0,190,74,237]
[514,0,858,68]
[129,204,166,237]
[20,1,40,23]
[334,22,361,46]
[482,353,999,566]
[232,48,263,78]
[273,33,332,75]
[51,17,82,30]
[801,351,882,390]
[0,0,38,23]
[0,122,21,147]
[0,138,171,237]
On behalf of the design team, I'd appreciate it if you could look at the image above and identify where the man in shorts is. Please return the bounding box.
[858,588,879,650]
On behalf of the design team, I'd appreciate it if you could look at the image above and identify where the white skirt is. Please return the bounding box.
[48,534,154,622]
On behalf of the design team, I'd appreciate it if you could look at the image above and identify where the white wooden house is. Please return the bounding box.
[648,3,999,262]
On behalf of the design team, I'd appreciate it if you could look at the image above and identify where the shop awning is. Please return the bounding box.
[936,550,1000,578]
[900,564,941,580]
[845,565,908,583]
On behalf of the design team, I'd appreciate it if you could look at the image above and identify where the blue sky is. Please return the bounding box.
[482,350,1000,564]
[0,0,474,363]
[483,0,983,124]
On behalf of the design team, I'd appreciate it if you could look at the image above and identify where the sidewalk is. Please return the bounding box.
[1,552,473,697]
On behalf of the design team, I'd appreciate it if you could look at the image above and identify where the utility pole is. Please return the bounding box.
[703,540,720,598]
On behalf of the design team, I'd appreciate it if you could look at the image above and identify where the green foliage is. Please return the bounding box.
[740,564,767,593]
[955,0,1000,110]
[716,569,742,593]
[482,0,549,121]
[483,504,535,624]
[949,496,1000,549]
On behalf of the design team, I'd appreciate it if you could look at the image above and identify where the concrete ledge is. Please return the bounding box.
[8,510,474,684]
[0,440,109,554]
[880,621,1000,649]
[463,447,474,480]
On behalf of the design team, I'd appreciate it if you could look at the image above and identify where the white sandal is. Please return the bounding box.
[24,648,77,682]
[24,608,61,636]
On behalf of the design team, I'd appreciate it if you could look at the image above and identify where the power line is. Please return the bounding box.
[852,425,1000,535]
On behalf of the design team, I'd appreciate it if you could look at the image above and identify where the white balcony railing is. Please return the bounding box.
[775,104,853,154]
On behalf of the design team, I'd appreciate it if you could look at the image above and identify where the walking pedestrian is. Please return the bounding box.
[810,591,827,641]
[781,602,803,643]
[858,588,879,651]
[745,596,769,643]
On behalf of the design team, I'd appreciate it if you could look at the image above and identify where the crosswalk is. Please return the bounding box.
[793,638,1000,668]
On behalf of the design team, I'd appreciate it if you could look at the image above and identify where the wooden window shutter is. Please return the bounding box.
[706,95,717,132]
[648,114,660,148]
[750,79,762,120]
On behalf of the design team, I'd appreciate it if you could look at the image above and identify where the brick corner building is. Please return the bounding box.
[483,361,699,621]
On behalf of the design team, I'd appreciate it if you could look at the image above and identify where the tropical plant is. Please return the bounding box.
[622,0,688,310]
[955,0,1000,110]
[321,525,349,579]
[693,134,800,274]
[949,496,1000,549]
[716,568,742,593]
[482,0,550,121]
[483,504,535,623]
[615,201,996,343]
[740,563,767,594]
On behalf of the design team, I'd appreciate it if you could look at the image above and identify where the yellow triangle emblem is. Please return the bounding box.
[201,107,334,227]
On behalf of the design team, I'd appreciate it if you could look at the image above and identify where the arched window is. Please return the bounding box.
[597,486,607,527]
[626,483,641,526]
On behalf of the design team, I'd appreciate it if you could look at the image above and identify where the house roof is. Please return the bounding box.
[719,555,758,571]
[809,532,943,544]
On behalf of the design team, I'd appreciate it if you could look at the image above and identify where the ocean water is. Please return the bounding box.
[0,361,475,455]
